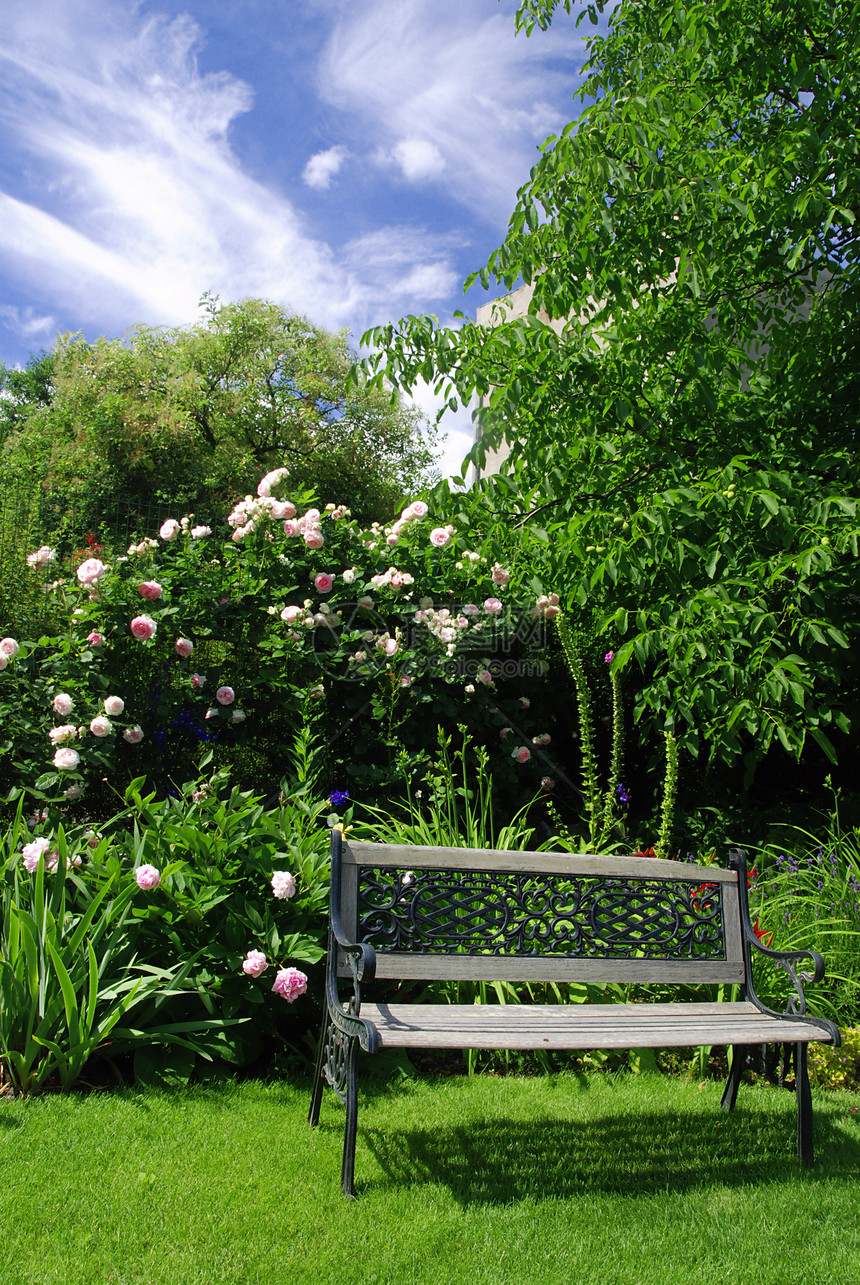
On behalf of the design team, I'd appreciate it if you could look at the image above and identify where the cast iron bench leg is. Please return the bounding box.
[721,1044,749,1112]
[308,1013,328,1128]
[341,1038,359,1198]
[796,1041,814,1168]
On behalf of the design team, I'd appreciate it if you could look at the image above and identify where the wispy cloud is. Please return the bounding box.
[318,0,586,222]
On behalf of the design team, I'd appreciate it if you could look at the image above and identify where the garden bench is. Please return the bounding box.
[309,834,840,1196]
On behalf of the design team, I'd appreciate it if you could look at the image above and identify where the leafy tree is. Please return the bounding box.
[367,0,860,773]
[2,298,438,530]
[0,352,53,446]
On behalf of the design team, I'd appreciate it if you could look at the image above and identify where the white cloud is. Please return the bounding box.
[389,138,446,183]
[303,145,348,190]
[0,303,56,343]
[318,0,586,223]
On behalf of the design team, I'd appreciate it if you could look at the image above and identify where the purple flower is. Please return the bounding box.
[617,782,630,804]
[328,789,350,807]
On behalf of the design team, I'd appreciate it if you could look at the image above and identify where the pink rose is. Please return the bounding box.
[89,715,113,737]
[408,500,428,518]
[272,967,308,1003]
[49,724,77,745]
[257,467,289,497]
[1,637,21,658]
[483,598,503,615]
[541,776,555,791]
[138,581,163,601]
[231,709,246,723]
[175,638,194,658]
[104,696,124,716]
[304,530,324,550]
[280,605,301,623]
[191,525,212,538]
[159,519,180,541]
[130,615,157,641]
[216,686,235,706]
[135,865,161,890]
[283,520,298,538]
[53,747,80,770]
[491,564,511,586]
[400,674,413,688]
[242,949,268,977]
[0,654,7,671]
[86,631,104,647]
[511,745,531,764]
[53,692,74,716]
[477,669,494,686]
[314,573,334,594]
[429,527,451,547]
[519,697,531,710]
[27,545,56,569]
[205,707,219,720]
[271,871,296,900]
[76,558,107,586]
[532,733,551,747]
[191,673,205,689]
[123,725,144,744]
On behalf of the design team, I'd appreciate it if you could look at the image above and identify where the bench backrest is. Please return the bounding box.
[335,840,745,986]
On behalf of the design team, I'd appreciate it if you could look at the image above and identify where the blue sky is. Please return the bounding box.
[0,0,590,475]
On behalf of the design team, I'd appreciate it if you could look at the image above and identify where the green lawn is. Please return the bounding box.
[1,1071,859,1285]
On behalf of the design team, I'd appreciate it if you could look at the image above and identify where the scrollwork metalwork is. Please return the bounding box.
[357,867,727,959]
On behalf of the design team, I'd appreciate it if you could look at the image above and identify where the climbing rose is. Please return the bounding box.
[242,949,268,977]
[271,871,296,899]
[231,709,246,723]
[138,581,163,600]
[304,530,324,549]
[216,686,235,706]
[49,724,77,745]
[86,631,104,647]
[281,605,301,623]
[483,598,503,615]
[76,558,107,585]
[429,527,451,547]
[511,745,531,764]
[314,572,334,594]
[175,638,193,658]
[135,865,161,890]
[272,967,308,1002]
[123,725,144,744]
[191,525,212,538]
[159,519,180,541]
[53,747,80,770]
[90,715,112,737]
[27,545,56,568]
[1,637,21,658]
[53,692,74,716]
[104,696,125,716]
[491,564,511,586]
[130,615,157,641]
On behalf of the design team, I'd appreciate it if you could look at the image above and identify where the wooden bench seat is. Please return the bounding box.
[309,835,840,1196]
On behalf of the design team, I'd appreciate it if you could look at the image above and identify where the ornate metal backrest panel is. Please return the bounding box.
[356,865,727,960]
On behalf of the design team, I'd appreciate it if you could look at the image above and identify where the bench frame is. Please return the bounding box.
[309,833,840,1196]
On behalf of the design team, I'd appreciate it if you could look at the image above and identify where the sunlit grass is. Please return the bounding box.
[1,1072,859,1285]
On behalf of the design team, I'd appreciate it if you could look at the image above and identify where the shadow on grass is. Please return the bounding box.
[359,1105,860,1204]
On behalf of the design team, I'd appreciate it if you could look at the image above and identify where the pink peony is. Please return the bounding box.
[76,558,107,586]
[22,836,51,872]
[1,637,20,658]
[86,631,104,647]
[104,696,125,716]
[483,598,503,615]
[130,615,157,641]
[242,949,268,977]
[271,871,296,899]
[272,967,308,1003]
[175,637,194,658]
[216,686,235,706]
[123,725,144,744]
[304,530,324,550]
[159,519,180,541]
[135,864,161,890]
[138,581,163,601]
[90,715,112,737]
[53,747,80,770]
[511,745,532,764]
[314,572,334,594]
[53,692,74,716]
[429,527,451,547]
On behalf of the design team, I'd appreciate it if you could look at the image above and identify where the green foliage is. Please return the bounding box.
[808,1026,860,1091]
[2,297,438,532]
[365,0,860,772]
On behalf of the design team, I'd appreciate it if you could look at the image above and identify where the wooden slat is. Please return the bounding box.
[340,955,745,984]
[344,842,736,883]
[358,1002,835,1051]
[722,880,744,966]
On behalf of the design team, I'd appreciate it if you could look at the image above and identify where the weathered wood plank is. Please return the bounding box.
[722,881,744,964]
[343,842,736,883]
[341,955,746,984]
